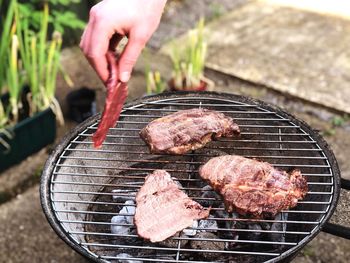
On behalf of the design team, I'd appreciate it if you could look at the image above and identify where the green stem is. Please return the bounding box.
[0,0,16,91]
[38,3,49,89]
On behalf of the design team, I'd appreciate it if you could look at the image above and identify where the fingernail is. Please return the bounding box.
[120,72,130,82]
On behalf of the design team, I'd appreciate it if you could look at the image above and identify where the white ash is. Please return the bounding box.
[183,220,198,236]
[111,182,141,202]
[269,213,287,243]
[198,216,218,232]
[115,253,142,263]
[112,189,136,202]
[111,200,135,235]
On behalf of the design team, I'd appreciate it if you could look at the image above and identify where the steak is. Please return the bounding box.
[93,51,128,148]
[134,170,210,242]
[139,108,240,154]
[199,155,308,218]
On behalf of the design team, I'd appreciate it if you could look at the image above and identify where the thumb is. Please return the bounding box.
[118,35,147,83]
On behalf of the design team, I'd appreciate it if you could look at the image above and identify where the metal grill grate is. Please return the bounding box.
[46,93,339,263]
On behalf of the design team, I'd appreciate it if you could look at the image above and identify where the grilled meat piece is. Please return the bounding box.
[199,155,308,218]
[139,108,240,154]
[135,170,209,242]
[93,52,128,148]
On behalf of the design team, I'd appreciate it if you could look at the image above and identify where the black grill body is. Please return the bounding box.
[41,92,341,263]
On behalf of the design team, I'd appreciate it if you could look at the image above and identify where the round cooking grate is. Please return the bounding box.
[41,92,340,263]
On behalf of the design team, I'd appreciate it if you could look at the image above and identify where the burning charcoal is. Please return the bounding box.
[190,232,225,260]
[200,185,221,207]
[183,220,198,236]
[115,253,142,263]
[159,232,188,248]
[198,216,218,232]
[111,200,135,235]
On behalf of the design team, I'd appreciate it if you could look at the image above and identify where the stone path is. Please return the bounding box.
[163,0,350,114]
[0,185,88,263]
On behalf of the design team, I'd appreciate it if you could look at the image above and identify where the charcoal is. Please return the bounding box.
[114,253,142,263]
[183,220,198,236]
[111,200,135,235]
[269,213,287,244]
[199,185,222,207]
[112,189,136,203]
[159,232,188,248]
[198,216,218,232]
[190,232,225,260]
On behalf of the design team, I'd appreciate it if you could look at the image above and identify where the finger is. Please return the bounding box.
[79,9,95,54]
[117,32,148,83]
[85,22,116,83]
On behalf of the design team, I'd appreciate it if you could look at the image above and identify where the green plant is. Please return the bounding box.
[0,0,16,94]
[331,114,349,127]
[0,0,69,129]
[15,1,65,124]
[170,18,208,90]
[7,34,25,124]
[210,3,224,20]
[146,70,166,95]
[322,114,349,137]
[16,0,86,34]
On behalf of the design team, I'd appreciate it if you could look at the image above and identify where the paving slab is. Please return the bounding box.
[0,185,88,263]
[149,0,248,49]
[162,1,350,114]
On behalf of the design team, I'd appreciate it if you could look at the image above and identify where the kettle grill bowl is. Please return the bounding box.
[41,92,341,263]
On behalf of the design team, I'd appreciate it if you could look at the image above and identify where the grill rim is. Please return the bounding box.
[40,91,341,263]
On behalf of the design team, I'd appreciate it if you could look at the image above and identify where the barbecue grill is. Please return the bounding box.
[41,91,347,263]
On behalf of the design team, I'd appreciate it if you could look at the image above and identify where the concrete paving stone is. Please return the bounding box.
[0,185,89,263]
[149,0,249,49]
[163,1,350,114]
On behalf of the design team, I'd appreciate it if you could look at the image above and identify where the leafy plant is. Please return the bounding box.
[331,115,349,127]
[0,0,70,130]
[16,0,86,34]
[170,18,208,90]
[210,3,224,20]
[322,114,349,137]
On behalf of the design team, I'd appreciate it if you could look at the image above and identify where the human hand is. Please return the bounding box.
[80,0,167,84]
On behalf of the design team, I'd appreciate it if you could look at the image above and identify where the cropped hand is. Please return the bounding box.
[80,0,167,83]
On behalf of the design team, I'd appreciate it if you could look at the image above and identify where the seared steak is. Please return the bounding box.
[135,170,209,242]
[199,155,308,218]
[139,108,240,154]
